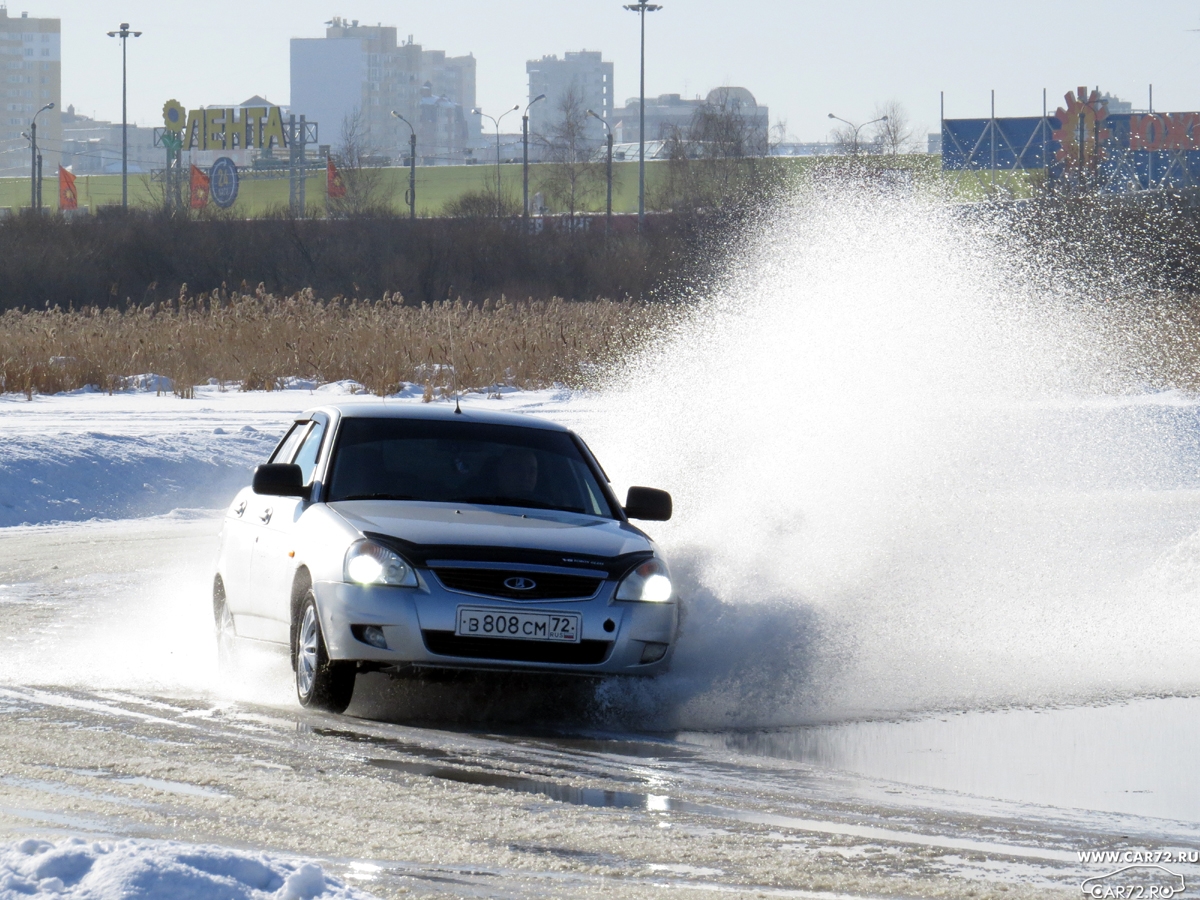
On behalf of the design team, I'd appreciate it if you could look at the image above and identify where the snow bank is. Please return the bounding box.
[0,384,573,528]
[0,428,281,528]
[0,838,379,899]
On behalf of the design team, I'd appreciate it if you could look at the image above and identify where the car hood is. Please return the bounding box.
[328,500,652,561]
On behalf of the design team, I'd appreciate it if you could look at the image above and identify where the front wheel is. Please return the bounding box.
[295,592,356,713]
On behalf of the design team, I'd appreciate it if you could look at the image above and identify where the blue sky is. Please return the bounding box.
[37,1,1200,141]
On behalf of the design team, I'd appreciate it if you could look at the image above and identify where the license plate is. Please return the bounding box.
[455,606,581,643]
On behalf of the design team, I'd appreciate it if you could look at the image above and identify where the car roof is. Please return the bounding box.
[300,400,573,433]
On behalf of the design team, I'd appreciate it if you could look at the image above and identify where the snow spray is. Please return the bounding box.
[585,180,1200,729]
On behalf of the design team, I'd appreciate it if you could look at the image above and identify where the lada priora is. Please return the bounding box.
[213,403,677,713]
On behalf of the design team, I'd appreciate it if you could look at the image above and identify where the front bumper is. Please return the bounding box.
[313,574,678,676]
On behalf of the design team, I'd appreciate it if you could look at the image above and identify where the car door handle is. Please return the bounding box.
[234,500,247,517]
[260,507,273,524]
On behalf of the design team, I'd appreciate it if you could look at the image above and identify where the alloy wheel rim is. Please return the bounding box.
[297,604,319,698]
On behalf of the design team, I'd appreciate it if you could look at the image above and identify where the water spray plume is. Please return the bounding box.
[589,180,1200,729]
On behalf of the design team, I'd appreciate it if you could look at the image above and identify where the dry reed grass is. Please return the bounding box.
[0,287,668,399]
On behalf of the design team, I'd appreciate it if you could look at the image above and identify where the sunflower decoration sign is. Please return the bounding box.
[161,100,185,155]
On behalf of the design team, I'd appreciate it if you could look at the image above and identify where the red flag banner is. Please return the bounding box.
[327,158,346,199]
[190,164,210,209]
[58,166,77,210]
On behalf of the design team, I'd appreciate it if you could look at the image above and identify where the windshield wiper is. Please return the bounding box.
[459,496,586,514]
[335,493,416,501]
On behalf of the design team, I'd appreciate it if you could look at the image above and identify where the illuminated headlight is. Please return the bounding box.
[615,558,674,603]
[344,540,418,587]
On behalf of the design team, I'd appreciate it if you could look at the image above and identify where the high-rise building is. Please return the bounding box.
[290,19,478,165]
[526,50,613,145]
[0,7,61,181]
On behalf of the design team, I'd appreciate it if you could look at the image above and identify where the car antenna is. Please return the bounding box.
[447,286,462,414]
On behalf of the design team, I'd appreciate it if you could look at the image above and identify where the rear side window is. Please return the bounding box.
[268,421,308,464]
[293,421,327,484]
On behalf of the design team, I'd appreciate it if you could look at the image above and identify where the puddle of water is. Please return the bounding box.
[312,727,455,761]
[514,734,699,762]
[366,758,670,811]
[680,696,1200,823]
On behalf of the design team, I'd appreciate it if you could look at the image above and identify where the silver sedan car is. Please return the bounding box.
[213,402,677,713]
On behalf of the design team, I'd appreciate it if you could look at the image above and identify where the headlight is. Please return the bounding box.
[344,540,418,587]
[615,558,674,603]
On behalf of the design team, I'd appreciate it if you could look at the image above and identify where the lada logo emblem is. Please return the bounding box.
[504,576,537,591]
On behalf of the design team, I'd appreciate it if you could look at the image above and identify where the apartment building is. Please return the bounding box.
[291,19,479,164]
[0,7,61,179]
[526,50,613,145]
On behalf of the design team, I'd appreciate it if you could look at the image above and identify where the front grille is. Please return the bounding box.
[422,631,612,665]
[432,568,602,601]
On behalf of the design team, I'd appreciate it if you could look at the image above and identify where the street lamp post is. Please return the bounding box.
[623,1,661,234]
[827,113,888,157]
[390,111,417,219]
[107,23,142,209]
[473,105,520,217]
[28,102,53,211]
[523,93,545,218]
[587,109,614,237]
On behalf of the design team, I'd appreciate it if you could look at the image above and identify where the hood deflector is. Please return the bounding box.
[363,531,652,578]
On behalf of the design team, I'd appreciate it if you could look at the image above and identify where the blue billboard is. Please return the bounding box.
[942,87,1200,192]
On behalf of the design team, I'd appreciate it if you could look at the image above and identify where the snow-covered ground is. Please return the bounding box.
[1,838,373,899]
[3,384,1200,900]
[0,381,571,529]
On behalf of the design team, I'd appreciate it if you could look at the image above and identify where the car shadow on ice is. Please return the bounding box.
[347,669,608,728]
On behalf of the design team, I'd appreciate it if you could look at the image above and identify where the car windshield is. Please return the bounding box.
[326,417,616,518]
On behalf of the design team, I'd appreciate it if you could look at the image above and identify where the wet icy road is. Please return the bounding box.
[2,516,1199,899]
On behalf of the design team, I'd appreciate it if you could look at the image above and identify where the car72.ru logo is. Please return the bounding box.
[1081,864,1187,899]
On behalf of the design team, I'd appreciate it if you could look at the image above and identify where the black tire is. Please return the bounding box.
[213,577,238,674]
[294,592,356,713]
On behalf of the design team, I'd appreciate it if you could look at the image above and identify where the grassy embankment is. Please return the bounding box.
[1,161,664,217]
[0,154,971,217]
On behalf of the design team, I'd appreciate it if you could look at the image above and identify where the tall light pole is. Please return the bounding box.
[107,23,142,209]
[827,113,887,157]
[624,1,661,234]
[28,102,53,211]
[523,93,545,218]
[473,105,519,217]
[587,109,613,237]
[390,111,417,220]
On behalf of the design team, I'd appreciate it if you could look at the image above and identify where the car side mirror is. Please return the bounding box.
[252,464,309,499]
[624,486,672,521]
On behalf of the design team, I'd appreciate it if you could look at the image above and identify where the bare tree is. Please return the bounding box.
[652,89,783,212]
[828,121,861,155]
[770,118,790,154]
[328,108,392,216]
[536,86,604,223]
[871,100,915,157]
[690,87,769,159]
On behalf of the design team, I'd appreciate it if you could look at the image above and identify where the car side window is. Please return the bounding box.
[292,420,327,485]
[269,421,308,464]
